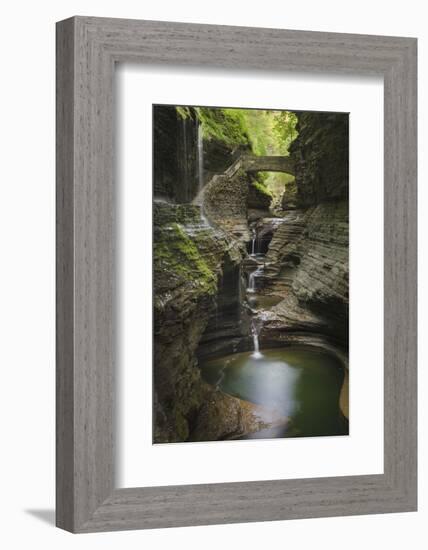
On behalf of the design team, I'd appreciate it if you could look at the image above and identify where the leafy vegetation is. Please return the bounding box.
[193,107,298,156]
[251,179,273,199]
[272,111,299,154]
[262,172,296,210]
[177,106,299,212]
[176,106,193,120]
[154,223,217,295]
[195,107,251,148]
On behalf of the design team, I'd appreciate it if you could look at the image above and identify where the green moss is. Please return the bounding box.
[195,107,251,148]
[256,171,269,185]
[176,106,193,120]
[154,223,217,295]
[195,107,298,156]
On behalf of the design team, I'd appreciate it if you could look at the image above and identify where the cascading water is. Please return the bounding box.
[251,321,263,359]
[182,118,190,200]
[250,229,256,256]
[247,263,265,357]
[196,123,211,227]
[248,271,256,293]
[247,266,263,294]
[197,123,204,194]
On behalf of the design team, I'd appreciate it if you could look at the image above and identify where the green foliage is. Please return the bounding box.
[176,106,193,120]
[251,172,272,198]
[239,110,276,155]
[256,171,269,184]
[263,172,295,206]
[252,180,273,199]
[239,110,268,155]
[272,111,299,154]
[195,107,298,156]
[154,223,217,295]
[195,107,251,148]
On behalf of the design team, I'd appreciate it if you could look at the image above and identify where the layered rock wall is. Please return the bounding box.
[153,202,247,442]
[262,111,349,348]
[203,169,251,241]
[289,111,349,207]
[263,202,348,346]
[153,106,199,202]
[203,139,241,183]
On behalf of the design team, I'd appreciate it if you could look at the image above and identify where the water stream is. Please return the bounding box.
[247,265,264,294]
[196,123,212,227]
[250,229,256,256]
[250,321,263,359]
[197,123,204,194]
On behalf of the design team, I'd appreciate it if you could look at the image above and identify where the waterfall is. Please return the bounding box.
[182,118,189,201]
[247,266,263,294]
[251,321,263,359]
[196,123,211,227]
[250,229,256,256]
[246,255,264,357]
[197,123,204,194]
[248,271,256,293]
[216,365,226,389]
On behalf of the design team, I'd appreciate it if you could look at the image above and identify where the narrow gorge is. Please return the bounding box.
[153,105,349,443]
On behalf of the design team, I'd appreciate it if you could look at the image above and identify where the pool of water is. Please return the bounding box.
[253,294,283,309]
[199,347,348,439]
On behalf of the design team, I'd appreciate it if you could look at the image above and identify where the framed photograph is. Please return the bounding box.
[56,16,417,532]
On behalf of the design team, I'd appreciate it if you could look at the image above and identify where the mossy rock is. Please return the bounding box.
[154,223,217,297]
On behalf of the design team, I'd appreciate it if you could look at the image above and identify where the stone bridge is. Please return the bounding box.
[193,153,295,206]
[241,155,295,175]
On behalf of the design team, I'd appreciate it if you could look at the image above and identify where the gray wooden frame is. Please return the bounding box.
[56,16,417,533]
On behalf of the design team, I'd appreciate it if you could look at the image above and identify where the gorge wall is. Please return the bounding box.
[153,201,247,441]
[290,111,349,206]
[153,106,200,202]
[259,112,349,350]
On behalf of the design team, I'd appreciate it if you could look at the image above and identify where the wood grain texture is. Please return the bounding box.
[56,18,75,532]
[56,16,417,533]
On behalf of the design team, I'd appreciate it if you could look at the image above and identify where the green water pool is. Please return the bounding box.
[199,347,349,439]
